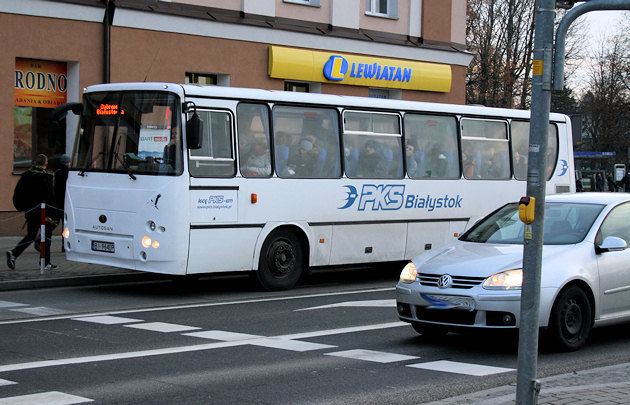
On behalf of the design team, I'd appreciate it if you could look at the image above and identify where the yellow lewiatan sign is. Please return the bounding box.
[268,46,451,93]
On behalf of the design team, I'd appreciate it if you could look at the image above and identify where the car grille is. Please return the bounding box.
[418,273,485,289]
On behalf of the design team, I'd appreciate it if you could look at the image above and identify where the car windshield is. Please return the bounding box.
[76,91,182,176]
[462,202,605,245]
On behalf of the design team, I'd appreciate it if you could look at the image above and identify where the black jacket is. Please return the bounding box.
[18,166,55,218]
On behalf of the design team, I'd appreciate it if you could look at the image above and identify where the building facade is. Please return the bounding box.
[0,0,471,235]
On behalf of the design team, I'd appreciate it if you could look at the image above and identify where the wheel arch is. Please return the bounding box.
[252,222,312,271]
[543,279,596,327]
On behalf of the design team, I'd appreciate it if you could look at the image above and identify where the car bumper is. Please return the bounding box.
[396,283,557,329]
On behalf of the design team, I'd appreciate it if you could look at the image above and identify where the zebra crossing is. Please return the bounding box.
[0,304,515,402]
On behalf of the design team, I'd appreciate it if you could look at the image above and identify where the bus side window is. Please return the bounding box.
[461,118,510,180]
[511,121,558,180]
[238,103,272,178]
[404,114,459,179]
[273,106,341,178]
[189,110,235,177]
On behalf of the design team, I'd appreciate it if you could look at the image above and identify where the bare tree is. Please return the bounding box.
[579,26,630,164]
[466,0,585,109]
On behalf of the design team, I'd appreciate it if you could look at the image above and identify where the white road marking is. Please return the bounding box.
[124,322,201,333]
[296,299,396,311]
[72,315,142,325]
[326,349,418,363]
[407,360,514,376]
[0,322,401,373]
[10,307,68,316]
[184,330,336,351]
[0,287,395,325]
[0,391,92,404]
[0,301,28,309]
[184,330,260,341]
[0,379,16,386]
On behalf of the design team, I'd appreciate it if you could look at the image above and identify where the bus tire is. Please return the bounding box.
[256,229,304,291]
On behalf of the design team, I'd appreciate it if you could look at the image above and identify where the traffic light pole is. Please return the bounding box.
[517,1,630,403]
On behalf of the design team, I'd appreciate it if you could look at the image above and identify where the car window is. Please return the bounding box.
[597,202,630,245]
[462,202,604,245]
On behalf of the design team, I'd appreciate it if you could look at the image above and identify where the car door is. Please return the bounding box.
[596,202,630,318]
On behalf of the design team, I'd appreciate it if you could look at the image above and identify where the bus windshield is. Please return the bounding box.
[77,91,182,176]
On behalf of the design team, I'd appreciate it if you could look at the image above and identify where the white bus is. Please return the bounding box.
[55,83,575,290]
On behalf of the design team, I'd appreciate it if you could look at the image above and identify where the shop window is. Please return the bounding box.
[13,58,67,169]
[366,0,398,19]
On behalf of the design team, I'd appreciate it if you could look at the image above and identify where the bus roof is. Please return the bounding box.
[84,82,570,122]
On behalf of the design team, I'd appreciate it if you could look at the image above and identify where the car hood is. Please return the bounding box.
[415,241,570,277]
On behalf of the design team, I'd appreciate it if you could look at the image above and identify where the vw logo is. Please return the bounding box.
[437,274,453,289]
[99,215,107,224]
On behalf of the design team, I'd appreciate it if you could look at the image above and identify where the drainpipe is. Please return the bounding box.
[103,0,116,83]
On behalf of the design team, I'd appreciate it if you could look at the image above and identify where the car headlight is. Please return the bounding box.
[483,269,522,290]
[399,262,418,283]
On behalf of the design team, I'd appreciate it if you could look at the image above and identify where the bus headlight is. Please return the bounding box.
[142,236,152,248]
[399,262,418,283]
[483,269,522,290]
[152,240,160,249]
[62,227,70,239]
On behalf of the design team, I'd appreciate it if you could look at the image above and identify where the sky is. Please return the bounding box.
[565,9,628,92]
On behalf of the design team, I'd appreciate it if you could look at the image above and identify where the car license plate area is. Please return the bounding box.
[421,293,476,311]
[91,240,115,253]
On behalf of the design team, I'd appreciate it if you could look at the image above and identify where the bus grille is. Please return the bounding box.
[418,273,485,289]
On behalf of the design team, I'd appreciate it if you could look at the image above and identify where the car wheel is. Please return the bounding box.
[411,322,448,338]
[256,229,304,291]
[547,285,592,351]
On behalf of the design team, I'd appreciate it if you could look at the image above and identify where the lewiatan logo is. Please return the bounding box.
[339,185,462,212]
[323,55,413,83]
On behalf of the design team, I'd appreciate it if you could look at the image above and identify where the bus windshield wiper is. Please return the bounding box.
[79,151,104,176]
[114,153,137,180]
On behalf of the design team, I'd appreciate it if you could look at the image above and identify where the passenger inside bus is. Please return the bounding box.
[163,127,179,168]
[242,139,271,177]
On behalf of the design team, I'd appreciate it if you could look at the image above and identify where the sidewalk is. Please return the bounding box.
[0,236,157,291]
[1,237,630,404]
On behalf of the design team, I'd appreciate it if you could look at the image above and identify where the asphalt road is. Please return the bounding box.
[1,267,630,404]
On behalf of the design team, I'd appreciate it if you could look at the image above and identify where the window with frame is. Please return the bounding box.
[185,72,217,85]
[461,118,510,180]
[283,0,320,6]
[285,82,310,92]
[273,105,341,178]
[404,114,459,179]
[343,111,403,179]
[237,103,272,177]
[510,121,558,181]
[189,110,235,177]
[365,0,398,18]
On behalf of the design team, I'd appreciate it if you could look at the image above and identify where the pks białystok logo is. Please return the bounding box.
[339,184,463,212]
[323,55,348,82]
[557,159,568,176]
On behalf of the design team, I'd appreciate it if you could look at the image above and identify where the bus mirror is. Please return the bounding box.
[48,102,82,148]
[186,112,203,150]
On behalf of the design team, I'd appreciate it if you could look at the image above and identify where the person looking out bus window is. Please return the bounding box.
[289,139,318,176]
[242,139,271,177]
[357,140,385,178]
[406,144,418,177]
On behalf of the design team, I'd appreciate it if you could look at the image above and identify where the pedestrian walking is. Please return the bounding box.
[595,172,604,192]
[6,154,58,271]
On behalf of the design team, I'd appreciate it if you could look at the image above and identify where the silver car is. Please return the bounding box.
[396,192,630,351]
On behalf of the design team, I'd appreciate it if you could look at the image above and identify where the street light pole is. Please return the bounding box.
[515,0,555,403]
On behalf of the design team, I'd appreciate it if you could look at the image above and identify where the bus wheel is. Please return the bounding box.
[257,229,303,291]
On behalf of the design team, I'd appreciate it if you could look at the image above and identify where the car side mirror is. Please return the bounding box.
[186,112,203,150]
[596,236,627,253]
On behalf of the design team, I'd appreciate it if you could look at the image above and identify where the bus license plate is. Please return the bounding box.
[91,240,115,253]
